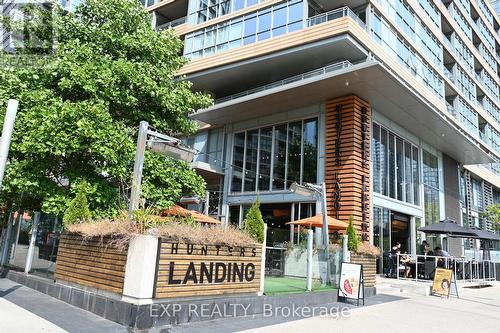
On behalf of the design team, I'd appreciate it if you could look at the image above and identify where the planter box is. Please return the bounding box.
[350,253,377,288]
[55,233,128,294]
[55,233,262,301]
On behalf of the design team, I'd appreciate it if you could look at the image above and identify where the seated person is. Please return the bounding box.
[435,247,451,268]
[399,252,412,278]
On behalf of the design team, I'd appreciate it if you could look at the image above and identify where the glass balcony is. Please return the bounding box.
[307,6,366,30]
[157,16,187,31]
[214,60,354,104]
[443,67,455,83]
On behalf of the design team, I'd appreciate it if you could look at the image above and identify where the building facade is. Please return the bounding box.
[145,0,500,270]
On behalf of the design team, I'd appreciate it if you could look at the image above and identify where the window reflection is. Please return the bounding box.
[184,0,305,59]
[372,122,420,205]
[231,118,318,193]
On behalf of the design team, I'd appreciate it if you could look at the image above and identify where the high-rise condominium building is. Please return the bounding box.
[147,0,500,272]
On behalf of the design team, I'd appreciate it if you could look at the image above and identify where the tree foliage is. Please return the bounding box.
[243,199,265,243]
[0,0,211,217]
[63,183,91,227]
[346,215,359,252]
[482,203,500,231]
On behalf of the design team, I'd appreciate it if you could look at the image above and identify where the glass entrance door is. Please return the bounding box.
[391,212,411,253]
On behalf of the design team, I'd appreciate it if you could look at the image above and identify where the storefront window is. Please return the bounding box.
[372,123,381,193]
[302,118,318,184]
[231,118,318,193]
[372,121,420,204]
[244,130,258,191]
[231,132,245,192]
[287,121,302,185]
[258,127,273,191]
[423,149,440,224]
[273,124,287,190]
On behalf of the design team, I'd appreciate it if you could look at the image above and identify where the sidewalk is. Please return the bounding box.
[0,278,127,333]
[237,283,500,333]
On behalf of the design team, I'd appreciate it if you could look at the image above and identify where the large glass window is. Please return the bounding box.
[423,150,440,224]
[231,132,245,191]
[370,10,444,98]
[244,130,259,191]
[287,121,302,185]
[184,0,305,59]
[388,133,396,199]
[396,138,404,201]
[273,124,287,190]
[302,118,318,184]
[258,127,273,191]
[372,122,420,205]
[188,0,266,25]
[372,123,381,193]
[231,118,318,193]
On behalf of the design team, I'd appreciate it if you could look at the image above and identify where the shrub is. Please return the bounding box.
[63,185,91,227]
[356,242,381,256]
[243,199,265,243]
[346,215,359,252]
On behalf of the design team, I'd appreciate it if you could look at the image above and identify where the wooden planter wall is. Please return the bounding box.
[350,253,377,287]
[55,234,128,294]
[55,234,263,299]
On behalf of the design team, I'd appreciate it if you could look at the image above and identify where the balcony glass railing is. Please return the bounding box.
[443,67,455,83]
[157,16,186,31]
[213,60,355,105]
[307,7,366,29]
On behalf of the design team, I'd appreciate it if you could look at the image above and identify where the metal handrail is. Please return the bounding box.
[214,60,354,105]
[394,253,497,283]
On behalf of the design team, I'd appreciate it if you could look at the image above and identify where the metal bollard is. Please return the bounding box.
[306,230,313,291]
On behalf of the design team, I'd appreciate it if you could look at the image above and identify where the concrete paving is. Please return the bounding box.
[0,279,127,333]
[2,276,500,333]
[237,283,500,333]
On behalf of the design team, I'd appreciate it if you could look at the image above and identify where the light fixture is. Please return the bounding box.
[148,134,196,163]
[289,182,316,198]
[179,195,203,205]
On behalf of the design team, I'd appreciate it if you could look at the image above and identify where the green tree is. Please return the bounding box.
[482,203,500,231]
[0,0,211,217]
[243,199,265,243]
[63,183,91,227]
[346,215,359,252]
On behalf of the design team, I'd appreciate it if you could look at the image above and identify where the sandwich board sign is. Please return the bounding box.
[431,268,459,298]
[338,262,364,306]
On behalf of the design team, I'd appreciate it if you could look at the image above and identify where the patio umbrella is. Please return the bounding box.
[418,218,477,237]
[161,205,221,224]
[467,227,500,241]
[285,214,349,230]
[468,227,500,261]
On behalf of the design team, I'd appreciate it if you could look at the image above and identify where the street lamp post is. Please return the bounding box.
[129,121,197,214]
[290,182,330,285]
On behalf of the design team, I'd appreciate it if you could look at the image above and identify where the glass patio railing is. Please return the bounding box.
[214,60,355,105]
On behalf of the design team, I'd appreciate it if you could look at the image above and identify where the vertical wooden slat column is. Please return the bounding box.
[325,95,371,240]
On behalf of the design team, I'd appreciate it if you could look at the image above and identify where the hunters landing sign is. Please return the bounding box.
[154,240,262,298]
[325,95,372,241]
